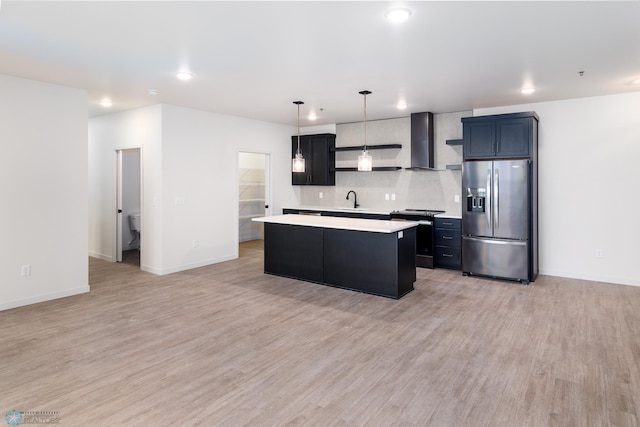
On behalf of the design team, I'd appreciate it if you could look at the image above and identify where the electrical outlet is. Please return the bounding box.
[455,195,460,203]
[385,193,390,201]
[319,192,323,199]
[193,240,199,248]
[21,265,31,277]
[391,194,396,201]
[596,249,603,258]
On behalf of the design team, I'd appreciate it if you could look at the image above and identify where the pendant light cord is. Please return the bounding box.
[363,93,367,151]
[359,90,371,151]
[294,101,303,155]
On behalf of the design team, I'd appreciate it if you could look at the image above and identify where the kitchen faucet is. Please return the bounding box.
[346,191,359,209]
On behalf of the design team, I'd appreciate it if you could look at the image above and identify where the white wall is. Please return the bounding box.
[0,74,88,311]
[88,105,163,271]
[475,92,640,287]
[89,104,296,275]
[160,104,296,274]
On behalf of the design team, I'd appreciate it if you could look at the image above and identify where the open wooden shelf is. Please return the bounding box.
[335,144,402,152]
[334,166,402,172]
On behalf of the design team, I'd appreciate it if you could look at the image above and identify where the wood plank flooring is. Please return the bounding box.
[1,240,639,426]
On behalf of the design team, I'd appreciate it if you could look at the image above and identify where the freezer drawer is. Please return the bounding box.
[462,236,529,282]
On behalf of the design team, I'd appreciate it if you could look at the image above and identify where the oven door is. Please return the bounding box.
[416,220,434,268]
[416,220,433,256]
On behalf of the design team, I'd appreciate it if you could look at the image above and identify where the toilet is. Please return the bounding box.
[128,212,141,247]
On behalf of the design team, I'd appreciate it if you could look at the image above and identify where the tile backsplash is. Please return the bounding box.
[298,110,470,215]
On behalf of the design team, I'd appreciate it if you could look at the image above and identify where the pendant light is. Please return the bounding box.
[358,90,373,171]
[292,101,305,173]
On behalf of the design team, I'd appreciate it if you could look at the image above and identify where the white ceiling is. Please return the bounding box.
[1,1,639,126]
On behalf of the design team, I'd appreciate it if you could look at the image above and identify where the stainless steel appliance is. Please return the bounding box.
[390,209,445,268]
[462,159,536,283]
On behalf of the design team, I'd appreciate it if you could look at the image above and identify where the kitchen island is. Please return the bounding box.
[252,214,418,299]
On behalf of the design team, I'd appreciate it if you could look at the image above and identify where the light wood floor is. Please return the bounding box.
[1,240,639,426]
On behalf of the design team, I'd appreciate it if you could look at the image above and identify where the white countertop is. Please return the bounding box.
[284,205,462,220]
[282,205,392,215]
[435,213,462,220]
[253,214,418,234]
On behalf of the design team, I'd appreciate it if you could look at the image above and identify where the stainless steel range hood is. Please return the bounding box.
[406,112,438,170]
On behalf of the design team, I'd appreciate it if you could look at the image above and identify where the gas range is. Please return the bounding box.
[390,209,445,220]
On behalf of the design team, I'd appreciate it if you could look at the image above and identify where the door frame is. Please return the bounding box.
[114,147,142,263]
[237,150,272,247]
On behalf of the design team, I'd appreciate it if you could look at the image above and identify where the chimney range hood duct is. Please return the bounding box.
[406,112,437,170]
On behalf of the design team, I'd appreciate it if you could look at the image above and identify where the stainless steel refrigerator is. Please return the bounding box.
[462,159,537,283]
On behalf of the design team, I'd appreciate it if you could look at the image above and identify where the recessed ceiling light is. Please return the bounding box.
[176,71,193,81]
[385,8,412,23]
[632,78,640,85]
[100,98,112,107]
[147,89,159,95]
[521,87,535,95]
[397,102,407,110]
[308,112,317,121]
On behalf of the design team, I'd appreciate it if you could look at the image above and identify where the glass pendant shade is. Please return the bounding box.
[292,101,305,173]
[358,150,372,171]
[358,90,373,172]
[292,152,305,172]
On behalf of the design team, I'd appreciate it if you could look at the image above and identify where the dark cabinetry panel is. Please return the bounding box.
[292,133,335,186]
[462,112,538,160]
[264,223,323,282]
[263,223,416,299]
[323,227,415,298]
[434,217,461,270]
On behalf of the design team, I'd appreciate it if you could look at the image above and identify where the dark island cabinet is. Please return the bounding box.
[292,133,336,186]
[434,217,461,270]
[462,112,539,160]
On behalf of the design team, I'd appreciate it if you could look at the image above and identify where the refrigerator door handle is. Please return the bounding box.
[486,168,492,229]
[494,167,499,228]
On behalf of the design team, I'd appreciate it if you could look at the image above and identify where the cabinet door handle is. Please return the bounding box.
[443,253,454,258]
[442,236,453,240]
[442,222,453,226]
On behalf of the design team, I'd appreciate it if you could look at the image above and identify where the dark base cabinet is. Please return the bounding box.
[263,223,416,299]
[434,217,462,270]
[264,223,323,283]
[323,228,415,298]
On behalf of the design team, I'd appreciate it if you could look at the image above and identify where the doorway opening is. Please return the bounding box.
[238,152,270,257]
[115,148,141,266]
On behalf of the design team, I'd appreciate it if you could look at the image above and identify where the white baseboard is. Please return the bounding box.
[0,286,90,312]
[539,268,640,288]
[142,254,238,276]
[89,251,112,262]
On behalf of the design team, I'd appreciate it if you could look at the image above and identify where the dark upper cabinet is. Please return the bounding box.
[462,112,538,160]
[292,133,335,186]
